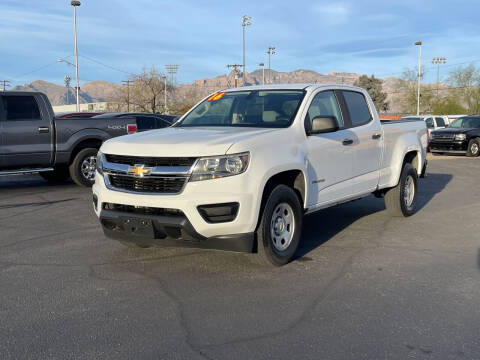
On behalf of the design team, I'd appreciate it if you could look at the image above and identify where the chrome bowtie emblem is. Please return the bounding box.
[128,164,153,177]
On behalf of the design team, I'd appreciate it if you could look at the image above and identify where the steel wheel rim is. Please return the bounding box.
[471,143,479,155]
[270,202,295,251]
[81,155,97,181]
[404,175,415,208]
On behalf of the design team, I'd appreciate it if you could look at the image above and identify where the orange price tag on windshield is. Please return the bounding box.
[207,92,226,101]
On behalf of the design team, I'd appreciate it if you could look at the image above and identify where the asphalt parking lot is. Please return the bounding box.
[1,154,479,360]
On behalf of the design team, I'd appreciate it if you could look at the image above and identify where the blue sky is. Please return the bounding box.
[1,0,479,87]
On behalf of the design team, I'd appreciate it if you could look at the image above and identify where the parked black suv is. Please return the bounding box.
[430,116,480,157]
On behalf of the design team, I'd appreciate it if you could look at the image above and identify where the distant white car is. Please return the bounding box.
[401,115,448,136]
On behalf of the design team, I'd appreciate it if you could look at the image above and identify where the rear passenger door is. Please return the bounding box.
[0,94,52,168]
[340,90,382,196]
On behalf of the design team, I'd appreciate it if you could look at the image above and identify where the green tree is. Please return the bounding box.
[354,75,389,111]
[447,64,480,113]
[394,68,434,114]
[431,96,467,115]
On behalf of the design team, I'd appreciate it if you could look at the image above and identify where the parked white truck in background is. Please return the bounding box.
[93,84,427,266]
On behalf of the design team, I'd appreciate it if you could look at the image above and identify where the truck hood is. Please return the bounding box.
[431,127,475,135]
[101,126,276,157]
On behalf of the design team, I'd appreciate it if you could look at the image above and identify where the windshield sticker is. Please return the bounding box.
[207,92,226,102]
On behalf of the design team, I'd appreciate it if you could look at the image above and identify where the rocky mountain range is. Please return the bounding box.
[12,69,402,112]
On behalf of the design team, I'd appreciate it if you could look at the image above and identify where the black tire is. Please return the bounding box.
[466,138,480,157]
[69,148,99,187]
[255,185,303,266]
[384,163,418,217]
[39,166,70,183]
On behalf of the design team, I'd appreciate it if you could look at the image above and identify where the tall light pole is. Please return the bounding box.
[71,1,81,112]
[242,15,251,85]
[162,75,167,114]
[259,62,265,85]
[415,41,422,116]
[267,46,276,84]
[432,56,446,96]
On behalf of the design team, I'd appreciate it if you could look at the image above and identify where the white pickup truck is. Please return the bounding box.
[93,84,427,266]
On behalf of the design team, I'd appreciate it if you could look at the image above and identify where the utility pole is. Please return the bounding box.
[415,41,422,116]
[1,80,10,91]
[165,64,179,86]
[64,76,71,104]
[267,46,276,84]
[432,56,446,96]
[121,80,133,112]
[71,1,81,112]
[227,64,242,87]
[259,63,265,85]
[242,15,252,85]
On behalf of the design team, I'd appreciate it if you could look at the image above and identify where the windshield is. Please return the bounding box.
[176,90,305,128]
[450,117,480,128]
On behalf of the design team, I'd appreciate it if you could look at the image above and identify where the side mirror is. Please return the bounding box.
[308,116,339,135]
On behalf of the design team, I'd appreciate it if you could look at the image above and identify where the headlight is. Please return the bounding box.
[454,133,466,141]
[96,151,104,175]
[190,152,249,181]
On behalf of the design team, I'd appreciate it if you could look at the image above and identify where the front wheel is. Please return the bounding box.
[69,148,98,187]
[466,138,480,157]
[384,163,418,217]
[255,185,303,266]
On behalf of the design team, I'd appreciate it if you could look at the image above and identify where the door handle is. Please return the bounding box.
[372,133,382,140]
[342,138,354,146]
[38,127,49,133]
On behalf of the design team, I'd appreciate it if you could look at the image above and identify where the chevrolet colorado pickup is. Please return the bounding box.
[0,92,170,186]
[93,84,428,266]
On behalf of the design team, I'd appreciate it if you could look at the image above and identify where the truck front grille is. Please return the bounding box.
[108,174,187,194]
[105,154,196,167]
[431,134,455,141]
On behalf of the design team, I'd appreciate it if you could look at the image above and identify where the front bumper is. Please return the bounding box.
[429,140,467,153]
[99,208,254,252]
[92,170,261,252]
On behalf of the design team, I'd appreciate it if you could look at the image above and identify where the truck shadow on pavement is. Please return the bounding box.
[295,173,452,260]
[0,175,75,190]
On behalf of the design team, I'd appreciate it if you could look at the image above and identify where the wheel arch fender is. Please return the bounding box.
[60,129,110,165]
[254,164,309,230]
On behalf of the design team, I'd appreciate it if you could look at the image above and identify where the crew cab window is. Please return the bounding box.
[435,117,445,127]
[342,91,372,127]
[425,118,434,129]
[1,96,41,121]
[305,91,343,127]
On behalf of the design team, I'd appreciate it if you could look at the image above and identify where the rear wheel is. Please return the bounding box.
[466,138,480,157]
[384,162,418,217]
[69,148,98,187]
[39,166,70,183]
[255,185,303,266]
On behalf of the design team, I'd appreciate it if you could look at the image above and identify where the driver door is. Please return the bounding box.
[304,90,354,207]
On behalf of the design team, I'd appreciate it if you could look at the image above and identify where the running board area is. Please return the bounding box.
[0,168,54,176]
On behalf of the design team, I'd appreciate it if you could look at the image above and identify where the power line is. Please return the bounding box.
[79,54,134,75]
